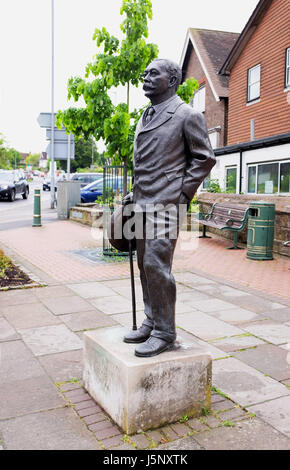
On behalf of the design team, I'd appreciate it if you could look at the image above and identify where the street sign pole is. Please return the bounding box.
[67,134,71,180]
[50,0,56,209]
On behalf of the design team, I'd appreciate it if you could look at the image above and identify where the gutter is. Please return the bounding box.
[214,132,290,156]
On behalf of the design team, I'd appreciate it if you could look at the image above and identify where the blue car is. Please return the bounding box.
[80,177,131,203]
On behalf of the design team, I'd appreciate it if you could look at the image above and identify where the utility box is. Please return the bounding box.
[247,201,275,260]
[57,181,81,219]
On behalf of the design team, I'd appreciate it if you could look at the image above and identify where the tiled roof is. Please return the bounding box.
[219,0,273,74]
[188,28,239,97]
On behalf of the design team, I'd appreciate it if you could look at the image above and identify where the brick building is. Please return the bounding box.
[180,28,239,150]
[211,0,290,196]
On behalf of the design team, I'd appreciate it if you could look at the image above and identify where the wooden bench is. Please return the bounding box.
[198,202,249,250]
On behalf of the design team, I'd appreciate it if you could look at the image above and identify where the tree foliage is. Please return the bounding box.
[0,133,20,169]
[25,153,40,168]
[177,77,199,104]
[56,0,199,180]
[56,0,158,166]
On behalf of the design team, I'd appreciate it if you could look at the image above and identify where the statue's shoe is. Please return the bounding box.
[123,324,152,344]
[134,336,174,357]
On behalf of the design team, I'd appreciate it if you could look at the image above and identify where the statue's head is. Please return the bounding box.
[143,59,182,102]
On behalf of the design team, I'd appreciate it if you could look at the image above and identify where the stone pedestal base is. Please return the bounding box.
[83,326,212,435]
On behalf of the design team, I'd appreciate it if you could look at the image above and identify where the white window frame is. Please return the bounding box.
[247,64,261,103]
[192,86,205,113]
[285,47,290,89]
[246,160,290,195]
[225,166,238,193]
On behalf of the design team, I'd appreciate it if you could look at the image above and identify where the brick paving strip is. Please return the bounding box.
[56,380,263,450]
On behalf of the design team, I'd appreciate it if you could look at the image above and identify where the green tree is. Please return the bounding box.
[56,0,199,195]
[56,0,158,194]
[25,153,40,168]
[0,133,21,169]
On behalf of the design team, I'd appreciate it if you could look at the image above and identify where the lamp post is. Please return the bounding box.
[50,0,56,208]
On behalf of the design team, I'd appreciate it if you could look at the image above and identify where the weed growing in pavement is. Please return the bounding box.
[211,386,231,400]
[180,414,189,422]
[221,421,236,427]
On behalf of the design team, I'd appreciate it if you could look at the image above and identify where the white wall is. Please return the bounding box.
[197,142,290,195]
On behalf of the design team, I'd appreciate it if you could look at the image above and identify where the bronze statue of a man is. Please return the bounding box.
[123,58,216,357]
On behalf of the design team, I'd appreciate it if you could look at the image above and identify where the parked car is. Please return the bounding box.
[71,172,103,188]
[0,171,29,201]
[80,176,131,203]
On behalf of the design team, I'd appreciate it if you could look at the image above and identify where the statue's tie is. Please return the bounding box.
[145,106,155,124]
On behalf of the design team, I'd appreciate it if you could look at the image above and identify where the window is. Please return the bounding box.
[202,174,211,190]
[192,87,205,113]
[247,161,290,194]
[280,162,290,193]
[247,64,261,102]
[248,166,256,193]
[226,167,237,193]
[285,48,290,88]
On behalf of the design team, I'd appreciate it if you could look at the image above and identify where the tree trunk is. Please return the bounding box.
[122,81,130,197]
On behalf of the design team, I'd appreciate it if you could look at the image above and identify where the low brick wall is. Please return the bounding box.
[197,193,290,257]
[69,204,103,228]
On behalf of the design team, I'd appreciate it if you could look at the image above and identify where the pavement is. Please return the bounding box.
[0,208,290,450]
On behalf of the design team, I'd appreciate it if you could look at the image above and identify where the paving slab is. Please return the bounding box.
[60,309,117,332]
[38,349,83,382]
[67,282,116,299]
[110,311,149,329]
[212,357,290,407]
[174,271,218,286]
[263,307,290,323]
[106,285,144,301]
[250,396,290,439]
[0,289,39,308]
[233,344,290,381]
[42,296,93,315]
[211,334,266,352]
[89,295,143,315]
[177,290,211,304]
[33,285,73,300]
[153,436,203,450]
[0,340,45,384]
[177,329,230,360]
[0,407,101,450]
[193,418,290,450]
[206,307,263,325]
[19,324,82,356]
[214,285,251,298]
[100,278,141,289]
[2,302,61,330]
[177,312,244,341]
[190,298,237,313]
[241,320,290,345]
[0,375,64,419]
[0,317,20,341]
[228,295,287,314]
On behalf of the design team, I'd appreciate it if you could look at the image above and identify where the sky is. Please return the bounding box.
[0,0,259,155]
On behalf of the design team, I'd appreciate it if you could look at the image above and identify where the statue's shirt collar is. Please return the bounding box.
[150,95,177,115]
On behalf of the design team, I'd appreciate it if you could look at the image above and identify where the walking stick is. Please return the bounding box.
[128,239,137,331]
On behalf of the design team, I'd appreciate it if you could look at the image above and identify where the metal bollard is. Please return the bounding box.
[32,188,42,227]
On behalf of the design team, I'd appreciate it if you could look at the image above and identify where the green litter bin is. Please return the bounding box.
[247,201,275,260]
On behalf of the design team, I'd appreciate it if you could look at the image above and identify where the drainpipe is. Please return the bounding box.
[239,149,243,194]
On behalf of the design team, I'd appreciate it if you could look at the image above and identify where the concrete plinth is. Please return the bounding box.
[83,326,212,435]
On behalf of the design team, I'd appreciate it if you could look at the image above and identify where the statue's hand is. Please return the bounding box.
[122,191,133,206]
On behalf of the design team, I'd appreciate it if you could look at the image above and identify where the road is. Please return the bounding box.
[0,179,58,231]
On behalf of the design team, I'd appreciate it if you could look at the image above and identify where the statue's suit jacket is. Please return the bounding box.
[132,94,216,209]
